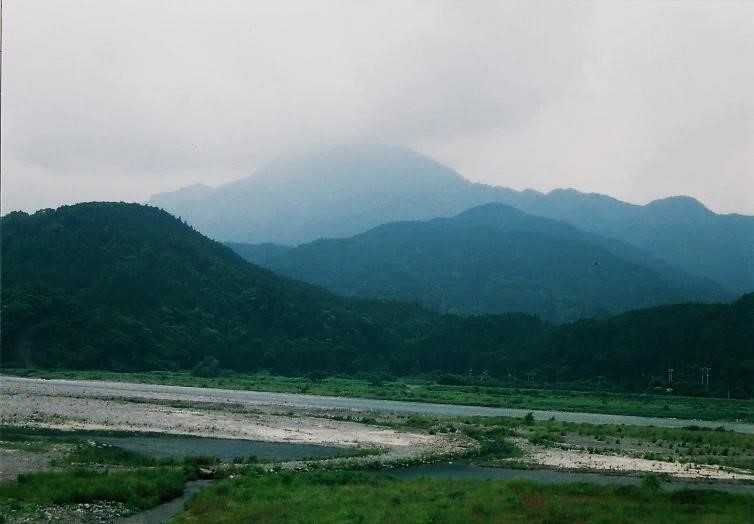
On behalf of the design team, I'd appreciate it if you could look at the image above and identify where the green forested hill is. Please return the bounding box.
[2,203,751,395]
[228,203,726,322]
[456,294,754,395]
[519,191,754,295]
[0,202,440,371]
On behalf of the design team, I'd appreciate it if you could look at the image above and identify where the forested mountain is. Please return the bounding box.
[150,145,754,295]
[444,293,754,397]
[228,203,727,322]
[0,202,438,372]
[148,144,535,245]
[514,190,754,295]
[2,203,751,395]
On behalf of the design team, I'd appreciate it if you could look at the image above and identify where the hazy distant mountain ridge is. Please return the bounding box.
[149,145,537,244]
[150,145,754,294]
[229,203,728,322]
[515,190,754,295]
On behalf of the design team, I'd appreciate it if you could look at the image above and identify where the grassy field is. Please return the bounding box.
[0,469,187,520]
[173,470,754,524]
[8,369,754,423]
[0,428,221,522]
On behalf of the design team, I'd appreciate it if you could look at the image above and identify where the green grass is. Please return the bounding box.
[536,419,754,471]
[0,468,187,516]
[9,368,754,423]
[173,470,754,523]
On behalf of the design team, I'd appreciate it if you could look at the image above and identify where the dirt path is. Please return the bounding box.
[0,448,60,481]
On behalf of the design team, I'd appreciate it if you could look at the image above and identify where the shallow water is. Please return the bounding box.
[91,435,352,462]
[387,463,754,495]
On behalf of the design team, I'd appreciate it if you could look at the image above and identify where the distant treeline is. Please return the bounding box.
[2,203,752,396]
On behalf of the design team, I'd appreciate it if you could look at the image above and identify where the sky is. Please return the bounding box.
[3,1,754,215]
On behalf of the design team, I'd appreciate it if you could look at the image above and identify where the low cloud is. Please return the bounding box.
[3,1,753,213]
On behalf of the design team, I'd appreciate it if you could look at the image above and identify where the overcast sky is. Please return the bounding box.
[3,1,754,214]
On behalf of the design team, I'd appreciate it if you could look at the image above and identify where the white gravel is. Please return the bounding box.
[512,438,754,481]
[0,377,469,463]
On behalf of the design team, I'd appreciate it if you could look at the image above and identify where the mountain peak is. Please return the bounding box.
[455,202,524,220]
[148,145,523,244]
[646,196,710,215]
[150,183,214,205]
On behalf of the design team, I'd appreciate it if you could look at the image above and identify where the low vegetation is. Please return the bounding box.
[454,416,754,472]
[0,469,187,520]
[173,470,754,523]
[522,419,754,472]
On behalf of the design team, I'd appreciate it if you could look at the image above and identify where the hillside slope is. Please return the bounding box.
[229,203,727,322]
[2,203,750,395]
[151,146,754,294]
[514,190,754,295]
[0,203,438,371]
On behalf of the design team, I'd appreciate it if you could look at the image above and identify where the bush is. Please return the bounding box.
[0,469,186,510]
[641,473,662,493]
[192,357,220,378]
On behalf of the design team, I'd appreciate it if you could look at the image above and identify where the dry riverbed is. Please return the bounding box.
[2,377,752,484]
[0,377,470,465]
[509,437,754,481]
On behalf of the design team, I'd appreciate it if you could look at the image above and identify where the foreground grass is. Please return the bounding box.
[9,369,754,423]
[0,468,187,519]
[173,470,754,524]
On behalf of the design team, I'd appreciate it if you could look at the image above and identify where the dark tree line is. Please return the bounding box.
[2,203,752,396]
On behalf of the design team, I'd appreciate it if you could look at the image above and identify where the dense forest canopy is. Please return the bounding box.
[2,203,752,396]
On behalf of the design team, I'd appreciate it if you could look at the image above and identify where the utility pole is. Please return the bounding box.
[700,367,711,388]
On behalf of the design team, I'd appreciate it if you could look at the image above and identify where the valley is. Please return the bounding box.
[6,4,754,521]
[2,375,754,523]
[1,198,752,523]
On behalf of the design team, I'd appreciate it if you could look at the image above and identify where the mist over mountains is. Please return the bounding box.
[150,145,525,245]
[151,145,754,296]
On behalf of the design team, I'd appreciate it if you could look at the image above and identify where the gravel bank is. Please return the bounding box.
[0,377,468,463]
